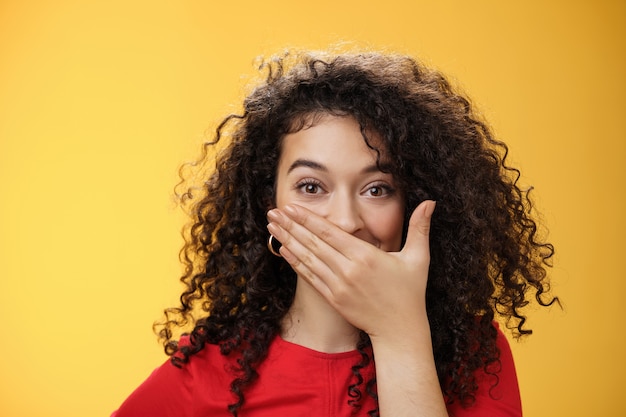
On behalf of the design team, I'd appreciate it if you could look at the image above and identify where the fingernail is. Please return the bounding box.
[267,209,280,221]
[284,205,298,216]
[425,200,436,218]
[267,222,279,235]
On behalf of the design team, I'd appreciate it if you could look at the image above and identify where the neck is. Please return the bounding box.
[281,277,360,353]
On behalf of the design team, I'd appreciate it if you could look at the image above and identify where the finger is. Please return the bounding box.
[277,238,334,299]
[268,205,375,294]
[267,220,337,287]
[280,204,373,261]
[267,207,344,265]
[401,200,436,262]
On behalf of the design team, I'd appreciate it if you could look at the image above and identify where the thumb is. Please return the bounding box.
[402,200,436,259]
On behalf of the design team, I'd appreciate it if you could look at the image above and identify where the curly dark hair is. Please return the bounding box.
[155,49,557,416]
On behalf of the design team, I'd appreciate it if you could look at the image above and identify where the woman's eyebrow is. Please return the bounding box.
[287,159,327,173]
[288,159,393,175]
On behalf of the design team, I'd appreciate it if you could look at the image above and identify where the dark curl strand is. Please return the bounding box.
[154,50,558,415]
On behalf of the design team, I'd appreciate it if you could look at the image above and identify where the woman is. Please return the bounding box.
[113,50,557,417]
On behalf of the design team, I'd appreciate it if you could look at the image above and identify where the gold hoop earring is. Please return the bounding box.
[267,235,282,257]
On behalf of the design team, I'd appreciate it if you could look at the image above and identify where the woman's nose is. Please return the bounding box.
[325,194,364,235]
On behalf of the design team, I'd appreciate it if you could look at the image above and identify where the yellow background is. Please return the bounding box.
[1,1,624,416]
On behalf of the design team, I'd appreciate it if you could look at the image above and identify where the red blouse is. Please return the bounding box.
[113,324,521,416]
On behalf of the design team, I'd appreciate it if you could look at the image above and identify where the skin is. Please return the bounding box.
[266,115,448,416]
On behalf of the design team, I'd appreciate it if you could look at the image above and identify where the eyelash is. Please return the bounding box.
[366,183,395,197]
[295,179,324,194]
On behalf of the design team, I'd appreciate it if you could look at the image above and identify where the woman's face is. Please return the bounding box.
[275,115,405,252]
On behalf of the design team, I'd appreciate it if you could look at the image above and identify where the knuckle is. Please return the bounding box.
[300,267,316,283]
[339,263,360,284]
[332,284,350,302]
[289,256,302,268]
[281,232,293,247]
[305,233,322,252]
[319,226,333,242]
[301,251,315,268]
[282,215,296,231]
[351,248,373,269]
[291,262,320,288]
[297,209,311,225]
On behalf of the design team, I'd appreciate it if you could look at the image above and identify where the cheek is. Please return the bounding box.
[274,177,290,209]
[367,205,405,250]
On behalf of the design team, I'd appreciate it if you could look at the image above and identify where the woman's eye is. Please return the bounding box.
[366,184,392,197]
[369,186,383,196]
[304,183,319,193]
[296,180,323,194]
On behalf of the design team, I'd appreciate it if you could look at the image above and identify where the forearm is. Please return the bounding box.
[371,319,448,417]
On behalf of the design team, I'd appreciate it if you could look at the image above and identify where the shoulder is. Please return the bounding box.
[112,338,229,417]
